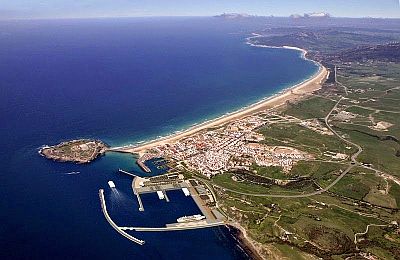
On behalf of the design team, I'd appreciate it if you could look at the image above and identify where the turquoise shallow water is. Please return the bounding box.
[0,17,318,259]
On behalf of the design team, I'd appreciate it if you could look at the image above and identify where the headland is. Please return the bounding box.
[39,139,108,163]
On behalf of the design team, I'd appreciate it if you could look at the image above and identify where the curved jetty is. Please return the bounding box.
[99,189,145,245]
[39,139,108,163]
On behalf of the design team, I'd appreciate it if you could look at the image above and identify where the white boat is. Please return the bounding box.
[182,187,190,196]
[177,214,205,223]
[157,190,165,199]
[108,181,116,188]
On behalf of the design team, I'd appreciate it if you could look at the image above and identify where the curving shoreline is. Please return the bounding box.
[112,45,327,155]
[92,36,326,256]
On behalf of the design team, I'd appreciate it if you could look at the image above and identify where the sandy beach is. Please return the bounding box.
[109,44,328,257]
[112,59,327,154]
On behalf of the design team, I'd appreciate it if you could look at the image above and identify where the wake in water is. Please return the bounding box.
[61,171,80,175]
[109,188,131,210]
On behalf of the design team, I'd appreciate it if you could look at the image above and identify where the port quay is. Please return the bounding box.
[98,169,226,245]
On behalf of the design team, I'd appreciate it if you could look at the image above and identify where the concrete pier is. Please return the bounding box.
[130,176,226,229]
[98,189,145,245]
[137,154,152,173]
[133,178,189,194]
[136,193,144,211]
[118,168,137,177]
[119,220,224,232]
[188,186,217,221]
[163,190,170,202]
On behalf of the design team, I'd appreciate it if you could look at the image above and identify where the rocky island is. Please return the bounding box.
[39,139,108,163]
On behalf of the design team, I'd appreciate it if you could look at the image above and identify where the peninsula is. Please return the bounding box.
[39,139,108,163]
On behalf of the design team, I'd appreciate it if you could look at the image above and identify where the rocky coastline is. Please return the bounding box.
[227,223,265,260]
[39,139,108,164]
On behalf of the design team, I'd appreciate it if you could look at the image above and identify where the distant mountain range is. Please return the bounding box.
[290,12,331,19]
[213,13,257,19]
[214,12,331,20]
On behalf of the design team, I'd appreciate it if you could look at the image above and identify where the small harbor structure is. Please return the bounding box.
[137,153,153,173]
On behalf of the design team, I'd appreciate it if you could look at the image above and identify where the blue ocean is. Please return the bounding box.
[0,17,318,259]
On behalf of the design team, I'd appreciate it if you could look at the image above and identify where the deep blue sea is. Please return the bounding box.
[0,17,318,259]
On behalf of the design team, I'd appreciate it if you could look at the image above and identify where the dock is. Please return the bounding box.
[132,185,145,211]
[124,175,226,236]
[118,169,137,177]
[98,189,145,245]
[136,193,144,211]
[131,177,225,222]
[163,190,170,202]
[132,178,189,195]
[188,186,217,221]
[137,154,152,173]
[119,220,224,232]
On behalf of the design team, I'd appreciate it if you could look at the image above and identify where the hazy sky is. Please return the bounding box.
[0,0,399,19]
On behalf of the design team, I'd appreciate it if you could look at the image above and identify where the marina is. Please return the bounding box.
[99,171,226,244]
[131,174,226,227]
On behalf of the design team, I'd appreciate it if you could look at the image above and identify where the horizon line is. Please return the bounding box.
[1,14,400,21]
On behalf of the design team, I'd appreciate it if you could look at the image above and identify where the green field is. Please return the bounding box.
[258,123,354,157]
[334,123,400,176]
[344,106,373,117]
[209,48,400,258]
[217,186,396,258]
[284,96,336,119]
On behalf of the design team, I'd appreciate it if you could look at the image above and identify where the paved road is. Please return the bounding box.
[324,97,363,163]
[212,165,353,198]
